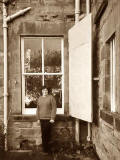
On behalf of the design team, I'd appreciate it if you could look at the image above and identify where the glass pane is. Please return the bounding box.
[25,76,42,108]
[44,38,61,73]
[45,75,62,108]
[24,38,42,73]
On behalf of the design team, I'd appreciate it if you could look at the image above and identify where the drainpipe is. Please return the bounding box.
[3,1,31,150]
[75,0,80,144]
[6,7,31,22]
[86,0,90,15]
[75,0,80,24]
[3,1,8,151]
[86,0,91,142]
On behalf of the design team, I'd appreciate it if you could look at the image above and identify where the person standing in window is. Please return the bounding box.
[36,86,57,153]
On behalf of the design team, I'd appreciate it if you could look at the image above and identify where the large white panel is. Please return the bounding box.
[69,14,92,122]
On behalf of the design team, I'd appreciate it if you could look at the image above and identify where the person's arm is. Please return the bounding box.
[36,100,40,123]
[50,96,57,122]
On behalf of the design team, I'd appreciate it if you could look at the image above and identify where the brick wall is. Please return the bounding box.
[92,0,120,159]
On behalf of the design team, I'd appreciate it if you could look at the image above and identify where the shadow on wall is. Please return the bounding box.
[92,24,100,126]
[0,121,5,151]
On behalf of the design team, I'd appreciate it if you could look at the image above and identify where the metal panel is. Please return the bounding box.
[69,14,92,122]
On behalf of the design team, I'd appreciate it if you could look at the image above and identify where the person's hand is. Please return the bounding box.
[37,120,40,124]
[50,119,55,123]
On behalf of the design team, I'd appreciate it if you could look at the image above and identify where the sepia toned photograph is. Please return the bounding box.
[0,0,119,159]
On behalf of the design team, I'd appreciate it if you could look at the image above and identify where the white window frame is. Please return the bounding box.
[110,36,116,112]
[21,36,64,115]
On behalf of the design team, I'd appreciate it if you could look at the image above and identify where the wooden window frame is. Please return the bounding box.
[110,36,116,112]
[21,36,64,115]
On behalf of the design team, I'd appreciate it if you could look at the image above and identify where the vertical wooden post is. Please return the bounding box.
[86,0,90,15]
[75,0,80,144]
[86,0,91,141]
[75,119,80,144]
[75,0,80,24]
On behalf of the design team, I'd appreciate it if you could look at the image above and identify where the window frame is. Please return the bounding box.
[21,36,64,115]
[110,35,116,112]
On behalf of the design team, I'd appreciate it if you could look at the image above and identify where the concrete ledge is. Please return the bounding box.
[100,109,120,132]
[9,114,74,122]
[100,110,113,126]
[114,114,120,132]
[9,115,37,122]
[56,115,74,121]
[9,150,32,153]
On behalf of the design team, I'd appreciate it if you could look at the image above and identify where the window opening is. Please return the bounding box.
[21,37,64,114]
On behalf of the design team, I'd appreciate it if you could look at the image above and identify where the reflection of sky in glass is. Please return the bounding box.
[44,38,61,50]
[24,38,42,50]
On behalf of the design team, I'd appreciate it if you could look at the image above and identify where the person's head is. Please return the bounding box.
[41,86,48,97]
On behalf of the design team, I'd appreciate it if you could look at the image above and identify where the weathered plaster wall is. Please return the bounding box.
[92,0,120,159]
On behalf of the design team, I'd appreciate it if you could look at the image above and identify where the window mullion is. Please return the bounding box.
[112,38,116,112]
[110,40,113,111]
[21,37,25,114]
[21,38,25,74]
[111,38,116,112]
[42,38,44,85]
[61,38,64,113]
[23,73,63,76]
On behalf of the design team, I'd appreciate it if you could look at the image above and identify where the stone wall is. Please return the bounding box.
[8,115,75,150]
[0,3,4,150]
[1,0,90,151]
[0,3,4,122]
[7,0,75,115]
[92,0,120,159]
[5,0,83,150]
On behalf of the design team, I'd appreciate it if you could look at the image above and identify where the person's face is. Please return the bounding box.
[42,88,48,96]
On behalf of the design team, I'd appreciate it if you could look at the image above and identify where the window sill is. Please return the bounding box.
[9,114,74,122]
[100,109,120,132]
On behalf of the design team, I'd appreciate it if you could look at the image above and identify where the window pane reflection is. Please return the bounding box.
[45,75,62,108]
[24,38,42,73]
[44,38,61,73]
[25,76,42,108]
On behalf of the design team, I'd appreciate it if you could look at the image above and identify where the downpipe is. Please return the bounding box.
[3,0,31,150]
[3,1,8,151]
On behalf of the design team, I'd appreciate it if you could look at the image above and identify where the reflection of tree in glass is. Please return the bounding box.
[45,75,62,108]
[45,50,61,66]
[24,49,31,72]
[25,49,42,73]
[25,76,42,108]
[45,75,61,88]
[52,89,62,108]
